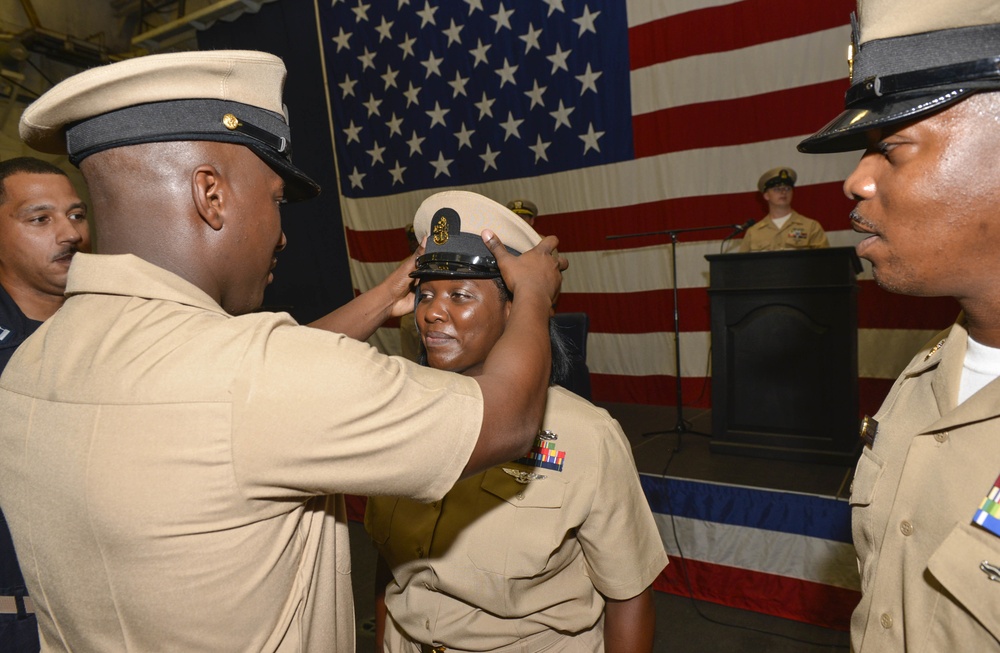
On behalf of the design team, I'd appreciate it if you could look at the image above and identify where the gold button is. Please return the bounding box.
[900,521,913,536]
[880,613,892,629]
[934,432,948,443]
[222,113,240,130]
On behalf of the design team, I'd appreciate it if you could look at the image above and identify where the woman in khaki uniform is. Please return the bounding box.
[366,191,667,653]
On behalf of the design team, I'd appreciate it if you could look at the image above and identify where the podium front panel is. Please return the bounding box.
[706,248,861,463]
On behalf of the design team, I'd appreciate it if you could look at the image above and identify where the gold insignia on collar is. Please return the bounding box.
[859,415,878,448]
[923,338,946,361]
[847,43,854,82]
[432,215,449,245]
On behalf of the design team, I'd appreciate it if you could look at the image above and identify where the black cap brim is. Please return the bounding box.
[247,143,321,202]
[797,87,974,154]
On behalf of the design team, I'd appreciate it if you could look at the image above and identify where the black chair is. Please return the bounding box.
[552,312,592,401]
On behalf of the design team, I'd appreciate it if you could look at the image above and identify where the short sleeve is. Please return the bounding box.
[576,418,668,599]
[230,319,483,504]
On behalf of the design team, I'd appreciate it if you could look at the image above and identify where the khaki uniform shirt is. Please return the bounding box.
[738,211,829,252]
[0,254,483,653]
[852,319,1000,651]
[399,315,422,363]
[366,386,668,652]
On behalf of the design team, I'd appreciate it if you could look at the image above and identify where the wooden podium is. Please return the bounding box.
[705,247,862,464]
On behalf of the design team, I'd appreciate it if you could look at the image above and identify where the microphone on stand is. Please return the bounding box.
[720,218,756,253]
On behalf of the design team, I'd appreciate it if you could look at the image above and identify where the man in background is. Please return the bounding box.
[507,198,538,227]
[738,166,829,252]
[798,0,1000,649]
[0,156,89,652]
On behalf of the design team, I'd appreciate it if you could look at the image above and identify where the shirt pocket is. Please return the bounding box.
[926,525,1000,644]
[466,467,567,578]
[850,446,885,591]
[365,496,400,546]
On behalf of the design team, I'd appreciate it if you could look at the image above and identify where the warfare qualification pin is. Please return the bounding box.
[502,467,546,484]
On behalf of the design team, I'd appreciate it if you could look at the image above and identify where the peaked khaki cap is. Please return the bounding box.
[799,0,1000,153]
[19,49,319,200]
[757,167,797,193]
[506,199,538,219]
[412,190,542,280]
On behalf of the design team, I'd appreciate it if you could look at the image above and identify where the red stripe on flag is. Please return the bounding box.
[857,283,958,330]
[589,375,904,415]
[345,494,368,523]
[628,0,855,70]
[859,377,894,418]
[558,290,710,334]
[558,282,954,335]
[590,374,711,408]
[654,556,859,630]
[346,226,412,264]
[633,80,849,158]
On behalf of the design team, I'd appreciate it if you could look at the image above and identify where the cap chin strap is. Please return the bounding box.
[846,55,1000,106]
[411,253,501,280]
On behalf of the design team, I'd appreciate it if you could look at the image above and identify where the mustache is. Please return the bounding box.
[849,209,878,232]
[51,247,81,262]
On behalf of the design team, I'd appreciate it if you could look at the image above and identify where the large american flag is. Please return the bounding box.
[317,0,958,414]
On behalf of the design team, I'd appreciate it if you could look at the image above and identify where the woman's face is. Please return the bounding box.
[415,277,511,376]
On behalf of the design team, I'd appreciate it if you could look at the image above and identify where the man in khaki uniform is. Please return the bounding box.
[738,167,829,252]
[0,51,567,652]
[798,1,1000,650]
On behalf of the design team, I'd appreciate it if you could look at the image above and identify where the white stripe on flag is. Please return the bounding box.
[653,513,861,590]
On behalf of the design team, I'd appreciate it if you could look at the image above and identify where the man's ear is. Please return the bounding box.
[193,164,225,231]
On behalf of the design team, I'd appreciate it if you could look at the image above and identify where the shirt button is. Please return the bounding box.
[425,619,430,630]
[416,547,424,557]
[516,492,525,501]
[934,432,948,443]
[900,521,913,536]
[880,613,892,629]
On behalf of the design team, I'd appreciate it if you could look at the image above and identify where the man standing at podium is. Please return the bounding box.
[799,0,1000,650]
[738,166,829,252]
